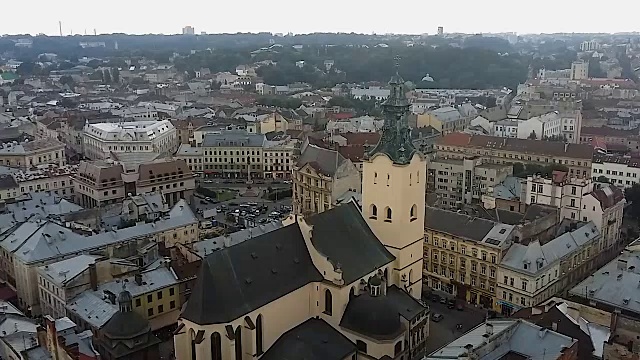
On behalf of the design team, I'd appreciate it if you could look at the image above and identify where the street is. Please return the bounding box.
[423,298,487,354]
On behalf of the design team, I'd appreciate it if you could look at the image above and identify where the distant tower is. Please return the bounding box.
[362,56,426,298]
[114,41,119,50]
[94,28,97,36]
[437,26,444,36]
[59,21,62,37]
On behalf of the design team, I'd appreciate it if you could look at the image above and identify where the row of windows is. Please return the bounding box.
[369,204,418,222]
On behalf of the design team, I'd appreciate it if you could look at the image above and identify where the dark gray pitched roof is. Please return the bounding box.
[424,207,495,242]
[260,318,356,360]
[181,224,323,325]
[296,143,346,176]
[0,175,17,190]
[386,285,428,320]
[340,290,405,340]
[306,202,394,284]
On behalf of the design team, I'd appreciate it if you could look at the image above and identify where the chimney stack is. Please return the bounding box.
[135,273,143,286]
[88,263,98,291]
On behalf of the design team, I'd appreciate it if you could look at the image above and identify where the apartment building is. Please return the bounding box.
[592,154,640,188]
[73,158,194,208]
[498,222,600,316]
[262,137,298,179]
[292,139,360,215]
[0,138,66,169]
[82,120,177,161]
[68,265,180,331]
[0,200,197,314]
[200,131,265,178]
[37,255,138,319]
[415,105,476,134]
[524,173,625,255]
[0,175,18,203]
[436,133,593,178]
[13,164,77,200]
[524,172,593,212]
[423,207,515,308]
[428,157,512,209]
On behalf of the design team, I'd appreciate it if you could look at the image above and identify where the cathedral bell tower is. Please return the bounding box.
[362,58,426,298]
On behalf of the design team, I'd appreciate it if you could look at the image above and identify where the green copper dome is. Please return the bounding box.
[367,68,417,165]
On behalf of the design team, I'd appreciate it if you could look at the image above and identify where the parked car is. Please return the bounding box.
[430,295,440,303]
[456,303,464,311]
[431,313,444,322]
[439,297,447,305]
[447,299,455,309]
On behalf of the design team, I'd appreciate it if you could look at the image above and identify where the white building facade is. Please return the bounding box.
[82,120,177,160]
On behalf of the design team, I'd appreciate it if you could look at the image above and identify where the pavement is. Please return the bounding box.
[422,297,487,354]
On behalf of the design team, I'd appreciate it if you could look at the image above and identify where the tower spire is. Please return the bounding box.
[366,58,417,165]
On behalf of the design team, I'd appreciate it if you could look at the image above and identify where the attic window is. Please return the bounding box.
[523,263,528,270]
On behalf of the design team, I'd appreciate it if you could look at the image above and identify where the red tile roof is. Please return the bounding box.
[338,145,367,163]
[581,126,638,138]
[342,132,381,146]
[438,132,472,147]
[590,186,625,210]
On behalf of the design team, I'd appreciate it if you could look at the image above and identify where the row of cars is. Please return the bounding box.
[429,294,463,323]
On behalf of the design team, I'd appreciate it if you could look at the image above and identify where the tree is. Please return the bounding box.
[89,71,103,81]
[597,175,611,183]
[103,70,112,83]
[59,75,74,87]
[16,62,38,76]
[112,67,120,83]
[625,183,640,219]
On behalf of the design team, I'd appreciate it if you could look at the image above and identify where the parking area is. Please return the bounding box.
[423,295,487,354]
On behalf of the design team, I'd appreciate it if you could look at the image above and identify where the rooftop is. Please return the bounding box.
[0,199,197,264]
[38,254,103,286]
[201,131,265,148]
[570,240,640,315]
[192,221,283,257]
[0,138,64,155]
[84,120,174,141]
[438,133,594,160]
[502,222,599,276]
[97,265,177,299]
[425,319,576,360]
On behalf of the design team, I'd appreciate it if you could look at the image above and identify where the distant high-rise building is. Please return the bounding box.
[580,40,601,52]
[182,26,195,35]
[571,60,589,80]
[437,26,444,36]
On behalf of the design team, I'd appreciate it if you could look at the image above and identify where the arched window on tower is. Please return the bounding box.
[374,172,378,184]
[324,289,333,315]
[256,315,264,356]
[387,174,390,186]
[370,204,378,219]
[409,173,412,186]
[211,332,222,360]
[385,207,392,223]
[410,204,417,222]
[417,171,420,183]
[190,329,197,360]
[234,326,242,360]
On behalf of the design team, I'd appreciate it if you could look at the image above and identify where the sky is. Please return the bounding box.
[4,1,640,36]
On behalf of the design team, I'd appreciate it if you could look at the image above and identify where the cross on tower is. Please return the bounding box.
[393,55,401,72]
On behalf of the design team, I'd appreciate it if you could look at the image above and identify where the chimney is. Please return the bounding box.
[485,323,494,336]
[618,259,628,271]
[552,322,558,331]
[134,273,143,286]
[564,143,568,153]
[464,344,474,358]
[88,263,98,291]
[610,309,620,332]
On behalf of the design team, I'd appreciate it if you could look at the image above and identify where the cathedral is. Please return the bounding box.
[174,69,429,360]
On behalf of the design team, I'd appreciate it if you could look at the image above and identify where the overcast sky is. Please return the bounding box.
[4,1,640,36]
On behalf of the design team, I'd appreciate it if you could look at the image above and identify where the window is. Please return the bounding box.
[370,204,378,219]
[170,288,175,296]
[521,280,528,291]
[170,300,176,309]
[135,299,141,307]
[324,289,332,315]
[395,341,403,355]
[211,332,222,360]
[410,204,417,221]
[235,326,243,360]
[256,314,264,355]
[148,308,154,316]
[158,305,164,313]
[385,207,392,222]
[356,340,367,353]
[147,294,153,302]
[157,291,163,300]
[504,276,508,284]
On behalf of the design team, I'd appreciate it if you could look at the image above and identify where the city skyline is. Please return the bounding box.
[3,0,640,37]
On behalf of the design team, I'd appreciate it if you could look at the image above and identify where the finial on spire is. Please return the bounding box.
[393,55,401,73]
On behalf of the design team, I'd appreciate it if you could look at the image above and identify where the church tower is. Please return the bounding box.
[362,60,426,298]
